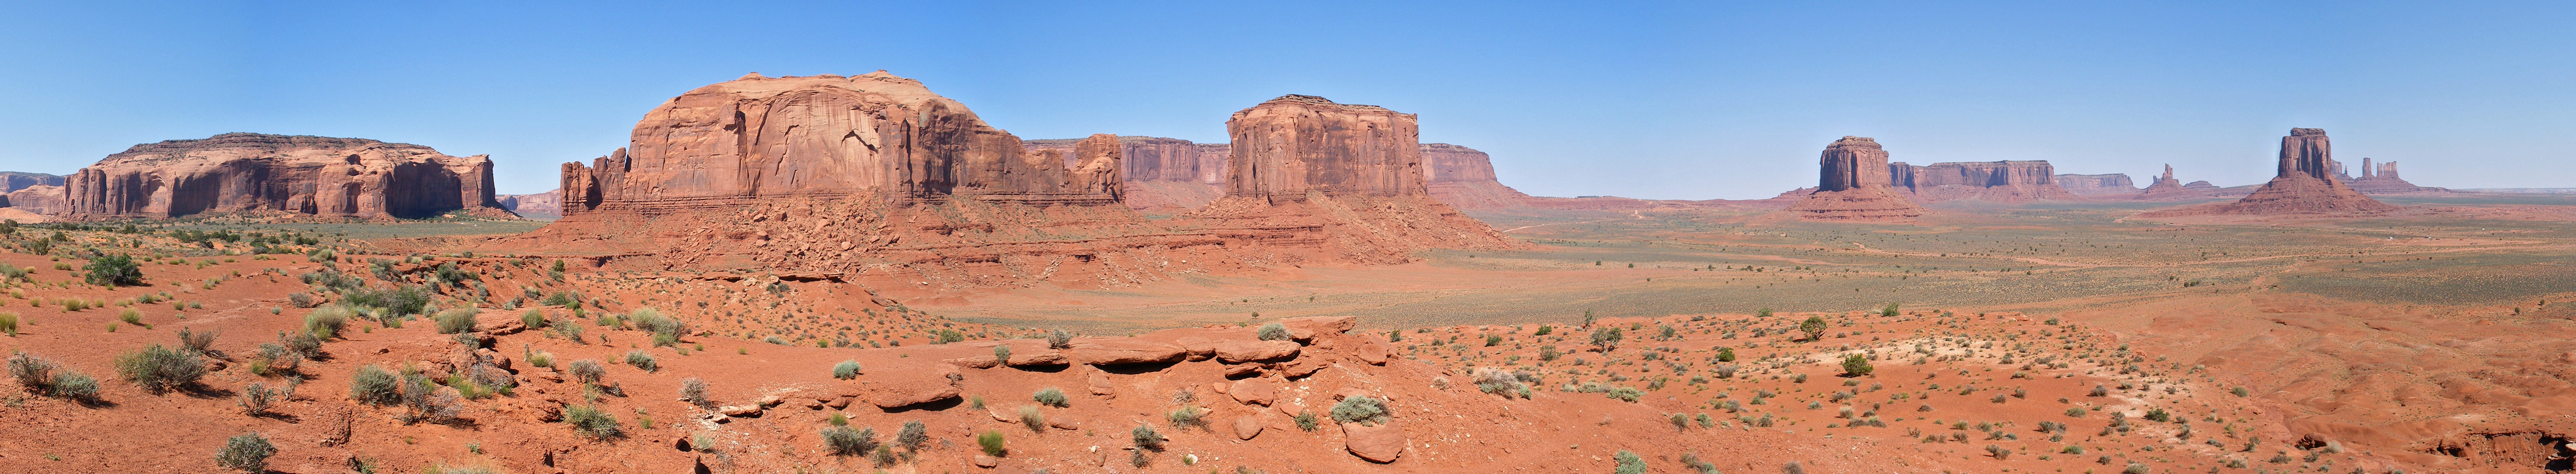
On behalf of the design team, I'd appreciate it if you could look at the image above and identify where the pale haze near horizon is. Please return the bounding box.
[0,1,2568,199]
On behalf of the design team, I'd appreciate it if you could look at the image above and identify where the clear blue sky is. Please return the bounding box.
[2,1,2569,198]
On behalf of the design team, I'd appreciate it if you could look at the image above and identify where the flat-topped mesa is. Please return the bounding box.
[2149,128,2396,216]
[559,71,1119,217]
[2054,173,2138,196]
[1421,143,1536,210]
[58,133,503,219]
[1784,136,1927,222]
[1225,95,1424,201]
[1194,95,1521,262]
[1887,160,2079,202]
[0,172,62,193]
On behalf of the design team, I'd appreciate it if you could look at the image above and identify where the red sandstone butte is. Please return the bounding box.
[1422,143,1538,210]
[1889,160,2079,202]
[1025,135,1223,212]
[2147,128,2396,216]
[1190,95,1521,262]
[2054,173,2137,196]
[2345,157,2446,194]
[1784,136,1927,222]
[54,133,503,220]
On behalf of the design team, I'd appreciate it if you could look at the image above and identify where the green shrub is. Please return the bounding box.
[1614,450,1646,474]
[1256,322,1290,341]
[343,286,430,317]
[434,308,478,334]
[833,360,862,380]
[1132,424,1165,449]
[680,377,710,408]
[527,351,554,368]
[1842,354,1874,376]
[114,344,207,393]
[1533,325,1552,336]
[2065,407,2087,417]
[214,432,276,472]
[49,371,98,401]
[821,425,876,456]
[1033,387,1068,407]
[9,351,54,392]
[350,365,403,405]
[567,360,606,384]
[83,254,143,286]
[1294,411,1319,431]
[1330,396,1390,426]
[1881,303,1901,317]
[897,420,930,449]
[238,382,281,415]
[1167,406,1206,428]
[520,310,546,329]
[1800,315,1828,341]
[1716,346,1736,362]
[0,312,17,336]
[118,308,142,325]
[1019,406,1045,431]
[177,328,218,354]
[976,430,1006,456]
[1589,327,1624,352]
[1046,329,1074,349]
[304,306,352,339]
[564,404,622,439]
[624,350,658,373]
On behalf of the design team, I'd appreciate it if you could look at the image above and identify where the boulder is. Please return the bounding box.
[1355,342,1391,365]
[872,384,962,409]
[1229,379,1275,406]
[1088,370,1116,397]
[1005,349,1068,367]
[719,405,762,417]
[1213,340,1301,363]
[1280,315,1356,340]
[1340,421,1406,463]
[1176,337,1220,361]
[1233,415,1267,440]
[1071,339,1186,365]
[944,355,1002,369]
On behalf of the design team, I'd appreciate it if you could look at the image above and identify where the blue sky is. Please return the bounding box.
[1,1,2568,198]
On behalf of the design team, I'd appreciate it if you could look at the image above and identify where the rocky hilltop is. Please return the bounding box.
[1783,136,1927,222]
[1191,95,1521,262]
[2147,129,2396,217]
[1889,160,2078,202]
[44,133,504,220]
[2346,157,2446,193]
[2054,173,2137,195]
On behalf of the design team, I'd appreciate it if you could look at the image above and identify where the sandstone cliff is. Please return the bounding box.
[1784,136,1926,222]
[59,133,503,219]
[2145,129,2396,217]
[2,185,65,215]
[1025,136,1226,212]
[1421,143,1537,210]
[1887,160,2078,202]
[496,190,563,219]
[2054,173,2137,195]
[1192,95,1521,262]
[0,172,63,193]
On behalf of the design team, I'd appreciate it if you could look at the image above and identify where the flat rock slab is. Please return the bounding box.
[1071,339,1186,365]
[1340,421,1406,462]
[1214,340,1301,363]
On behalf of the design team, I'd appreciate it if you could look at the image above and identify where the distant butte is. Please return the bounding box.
[1889,160,2078,202]
[40,133,505,220]
[1783,136,1927,222]
[2148,128,2397,216]
[1189,94,1522,262]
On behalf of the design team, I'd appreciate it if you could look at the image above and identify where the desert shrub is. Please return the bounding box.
[1256,322,1290,341]
[2065,407,2087,417]
[935,329,964,344]
[1716,346,1736,362]
[1539,345,1562,362]
[1294,411,1319,431]
[434,308,479,334]
[304,306,352,339]
[1047,329,1074,349]
[821,425,876,456]
[897,420,930,449]
[631,308,685,343]
[527,351,554,368]
[398,372,459,424]
[2089,384,2109,397]
[1714,364,1740,379]
[1800,316,1828,341]
[115,344,207,394]
[1167,406,1206,428]
[1589,327,1624,352]
[624,350,658,372]
[0,312,16,336]
[9,351,55,391]
[993,344,1010,362]
[1986,444,2011,459]
[214,432,276,472]
[342,286,431,317]
[1019,406,1045,431]
[1132,424,1165,449]
[2144,407,2171,423]
[350,365,402,405]
[1842,354,1874,376]
[567,359,606,384]
[976,430,1006,456]
[1614,450,1646,474]
[564,404,622,439]
[680,378,711,408]
[118,308,142,325]
[1881,303,1901,317]
[520,310,546,329]
[1026,387,1071,407]
[1330,396,1390,426]
[178,328,219,355]
[239,382,281,415]
[84,254,143,286]
[49,371,98,401]
[1680,452,1719,474]
[833,360,862,380]
[2123,463,2150,474]
[1471,367,1528,398]
[1533,325,1553,336]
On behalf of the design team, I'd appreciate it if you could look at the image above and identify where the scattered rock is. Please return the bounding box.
[1005,350,1068,367]
[873,384,962,409]
[1340,421,1406,462]
[1088,370,1116,398]
[720,405,761,417]
[1230,379,1275,406]
[1356,342,1391,365]
[973,454,999,468]
[1233,416,1267,440]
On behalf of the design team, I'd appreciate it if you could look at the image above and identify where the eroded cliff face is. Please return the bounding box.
[2055,173,2137,196]
[0,172,63,193]
[1421,143,1535,210]
[1025,135,1222,211]
[2145,129,2396,217]
[1889,160,2078,202]
[1784,136,1925,222]
[1224,95,1424,201]
[4,185,65,215]
[59,133,502,219]
[559,72,1119,217]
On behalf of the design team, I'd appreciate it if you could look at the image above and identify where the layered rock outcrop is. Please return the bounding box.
[2147,129,2396,216]
[2345,157,2446,193]
[1192,95,1521,262]
[1784,136,1926,222]
[0,172,62,193]
[1025,135,1220,211]
[2054,173,2137,196]
[1421,143,1537,210]
[496,190,563,219]
[1888,160,2078,202]
[57,133,504,219]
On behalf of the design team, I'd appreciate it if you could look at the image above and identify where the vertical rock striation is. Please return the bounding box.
[55,133,503,219]
[1784,136,1926,222]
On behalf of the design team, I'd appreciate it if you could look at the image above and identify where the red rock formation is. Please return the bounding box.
[2147,129,2396,216]
[1026,136,1224,212]
[559,72,1118,217]
[1191,95,1521,262]
[2054,173,2137,196]
[0,172,62,193]
[2,185,65,215]
[496,190,562,218]
[1784,136,1927,222]
[1887,160,2079,202]
[1421,143,1537,210]
[2346,158,2446,193]
[58,133,503,219]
